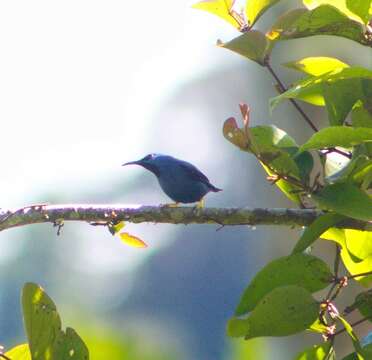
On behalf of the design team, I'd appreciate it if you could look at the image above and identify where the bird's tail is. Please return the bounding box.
[208,184,222,192]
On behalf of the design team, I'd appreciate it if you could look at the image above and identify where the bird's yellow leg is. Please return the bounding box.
[196,198,205,209]
[161,202,180,208]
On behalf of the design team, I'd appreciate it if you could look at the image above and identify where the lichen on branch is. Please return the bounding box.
[0,204,368,233]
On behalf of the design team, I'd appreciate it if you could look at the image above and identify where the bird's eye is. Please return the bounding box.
[143,154,154,161]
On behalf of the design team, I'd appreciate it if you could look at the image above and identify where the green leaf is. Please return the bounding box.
[347,289,372,320]
[4,344,31,360]
[217,30,271,65]
[223,121,304,203]
[303,0,371,24]
[343,344,372,360]
[353,161,372,189]
[323,79,363,125]
[22,282,89,360]
[22,283,62,359]
[352,101,372,128]
[300,126,372,152]
[192,0,240,28]
[261,163,303,204]
[250,126,303,203]
[108,221,125,235]
[266,8,308,41]
[250,125,298,149]
[246,0,281,27]
[284,56,349,76]
[235,254,331,315]
[248,126,301,178]
[227,285,319,338]
[53,328,89,359]
[294,342,333,360]
[314,182,372,221]
[337,316,364,359]
[309,318,329,334]
[325,153,372,186]
[267,5,366,44]
[352,101,372,156]
[294,150,314,183]
[346,0,372,24]
[322,228,372,286]
[292,213,346,253]
[271,67,372,111]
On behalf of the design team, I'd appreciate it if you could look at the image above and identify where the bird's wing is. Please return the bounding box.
[178,161,222,192]
[178,161,211,184]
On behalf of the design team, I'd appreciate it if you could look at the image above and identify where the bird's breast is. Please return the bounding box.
[157,173,209,203]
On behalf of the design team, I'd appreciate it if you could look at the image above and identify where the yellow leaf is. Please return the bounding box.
[192,0,241,29]
[246,0,281,27]
[322,228,372,286]
[119,232,148,248]
[5,344,31,360]
[284,57,349,76]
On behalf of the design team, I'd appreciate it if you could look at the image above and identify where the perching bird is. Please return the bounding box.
[122,154,222,207]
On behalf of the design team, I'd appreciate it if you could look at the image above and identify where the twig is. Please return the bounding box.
[326,147,352,159]
[334,245,341,278]
[265,62,354,160]
[347,270,372,280]
[265,62,319,132]
[325,245,342,301]
[334,317,370,336]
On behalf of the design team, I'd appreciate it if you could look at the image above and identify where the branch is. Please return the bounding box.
[0,204,369,232]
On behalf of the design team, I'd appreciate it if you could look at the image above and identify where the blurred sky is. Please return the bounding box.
[0,0,241,206]
[0,0,242,272]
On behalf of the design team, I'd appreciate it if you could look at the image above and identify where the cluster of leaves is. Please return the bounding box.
[3,283,88,360]
[194,0,372,359]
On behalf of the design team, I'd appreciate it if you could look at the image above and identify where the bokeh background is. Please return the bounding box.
[0,0,371,359]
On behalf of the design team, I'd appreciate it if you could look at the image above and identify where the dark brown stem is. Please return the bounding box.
[325,147,352,159]
[347,270,372,280]
[334,245,341,278]
[265,62,319,132]
[256,153,309,191]
[266,62,354,160]
[325,245,342,300]
[334,317,369,336]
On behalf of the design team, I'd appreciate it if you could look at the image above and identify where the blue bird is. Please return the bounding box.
[122,154,222,207]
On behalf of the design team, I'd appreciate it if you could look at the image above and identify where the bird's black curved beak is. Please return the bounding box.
[122,160,141,166]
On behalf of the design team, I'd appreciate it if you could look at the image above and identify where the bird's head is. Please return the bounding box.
[122,153,162,176]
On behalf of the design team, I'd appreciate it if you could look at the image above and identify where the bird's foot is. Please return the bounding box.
[195,199,205,209]
[161,202,180,208]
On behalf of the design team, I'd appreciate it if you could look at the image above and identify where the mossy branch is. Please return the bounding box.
[0,204,369,232]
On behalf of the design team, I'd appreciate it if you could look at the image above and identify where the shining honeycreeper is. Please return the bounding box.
[122,154,221,206]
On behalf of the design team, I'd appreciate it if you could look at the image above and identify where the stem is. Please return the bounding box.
[334,317,370,336]
[265,62,319,132]
[334,245,341,278]
[347,270,372,279]
[325,245,342,300]
[256,153,308,191]
[327,148,352,159]
[265,62,353,160]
